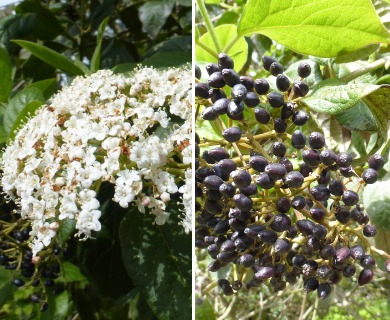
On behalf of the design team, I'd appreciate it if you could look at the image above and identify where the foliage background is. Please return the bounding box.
[195,0,390,319]
[0,0,191,319]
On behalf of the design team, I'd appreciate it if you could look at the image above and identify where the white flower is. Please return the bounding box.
[0,66,192,256]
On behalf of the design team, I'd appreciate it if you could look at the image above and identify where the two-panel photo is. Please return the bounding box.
[0,0,389,319]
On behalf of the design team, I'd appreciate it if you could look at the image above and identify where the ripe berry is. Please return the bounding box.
[262,56,277,71]
[222,126,242,143]
[231,84,248,101]
[310,207,326,221]
[227,99,245,117]
[350,245,365,259]
[206,63,219,75]
[269,61,284,76]
[209,88,227,103]
[240,76,255,91]
[265,163,287,180]
[304,277,319,292]
[361,168,378,184]
[317,283,331,299]
[336,152,353,167]
[360,255,375,269]
[308,132,325,149]
[335,206,350,224]
[237,254,255,268]
[212,98,230,115]
[195,83,211,98]
[272,142,286,157]
[363,224,377,237]
[208,72,226,88]
[254,107,270,124]
[285,171,304,188]
[291,196,306,209]
[342,190,359,206]
[13,279,25,287]
[273,118,287,133]
[254,79,270,95]
[258,230,278,244]
[195,65,201,79]
[254,266,275,280]
[276,197,291,213]
[274,238,291,254]
[203,175,224,190]
[297,219,315,235]
[268,92,285,108]
[276,74,290,92]
[279,157,293,172]
[328,180,344,196]
[256,173,275,189]
[291,130,306,149]
[320,149,337,166]
[281,103,294,119]
[231,170,252,188]
[294,81,309,97]
[233,194,253,211]
[343,264,356,277]
[270,213,291,231]
[368,154,385,170]
[218,53,234,69]
[298,62,312,78]
[358,268,373,285]
[244,91,260,107]
[311,185,330,201]
[302,149,321,167]
[339,166,354,177]
[292,110,309,126]
[249,155,268,172]
[222,68,240,87]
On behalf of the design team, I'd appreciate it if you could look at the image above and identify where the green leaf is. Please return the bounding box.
[143,52,191,67]
[3,87,44,134]
[363,85,390,147]
[195,296,216,320]
[61,261,88,283]
[27,79,57,100]
[0,46,13,103]
[0,268,16,308]
[138,0,175,39]
[363,172,390,232]
[335,101,377,131]
[90,17,109,72]
[196,24,248,71]
[57,218,76,245]
[302,80,380,114]
[9,100,42,141]
[238,0,390,57]
[119,205,191,320]
[11,40,85,76]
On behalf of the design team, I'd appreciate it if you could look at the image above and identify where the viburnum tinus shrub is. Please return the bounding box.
[0,66,192,309]
[195,50,390,302]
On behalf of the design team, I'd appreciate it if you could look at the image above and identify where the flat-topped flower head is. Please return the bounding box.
[1,66,192,256]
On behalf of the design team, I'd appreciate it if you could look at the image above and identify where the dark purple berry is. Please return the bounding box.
[254,266,275,280]
[302,149,321,167]
[237,254,255,268]
[361,168,378,184]
[222,68,240,87]
[368,154,385,170]
[209,88,227,103]
[262,56,277,71]
[291,196,306,209]
[222,126,242,143]
[227,99,245,116]
[195,65,201,79]
[358,269,374,285]
[350,245,365,259]
[320,149,337,166]
[292,110,309,126]
[212,98,230,115]
[268,92,285,108]
[317,282,331,299]
[272,142,286,157]
[270,213,291,232]
[276,197,291,213]
[233,193,253,211]
[336,152,353,167]
[206,63,219,75]
[254,78,270,95]
[254,107,271,124]
[274,118,287,133]
[231,84,248,101]
[269,62,284,76]
[291,130,306,149]
[329,179,344,196]
[256,173,275,189]
[244,91,260,107]
[311,185,330,201]
[310,207,326,221]
[249,155,268,172]
[335,206,350,224]
[308,132,325,149]
[294,81,309,97]
[285,171,304,188]
[195,83,211,98]
[208,72,225,88]
[231,170,251,188]
[218,53,234,69]
[361,255,376,269]
[258,230,278,244]
[297,219,315,235]
[265,163,287,180]
[342,190,359,206]
[343,264,356,277]
[298,62,312,78]
[240,76,255,91]
[276,74,290,91]
[363,224,377,237]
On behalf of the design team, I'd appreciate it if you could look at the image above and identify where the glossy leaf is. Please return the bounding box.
[62,262,88,283]
[120,205,191,320]
[335,101,377,131]
[302,80,380,114]
[0,269,15,309]
[363,172,390,232]
[12,40,85,76]
[9,100,42,141]
[138,0,175,39]
[0,46,13,103]
[3,87,44,134]
[196,24,248,71]
[57,218,76,245]
[143,52,191,67]
[238,0,390,57]
[27,78,57,100]
[90,17,109,72]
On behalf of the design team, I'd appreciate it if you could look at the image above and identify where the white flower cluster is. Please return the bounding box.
[1,67,192,256]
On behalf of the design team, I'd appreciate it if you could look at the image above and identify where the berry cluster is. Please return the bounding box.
[195,53,389,299]
[0,199,70,312]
